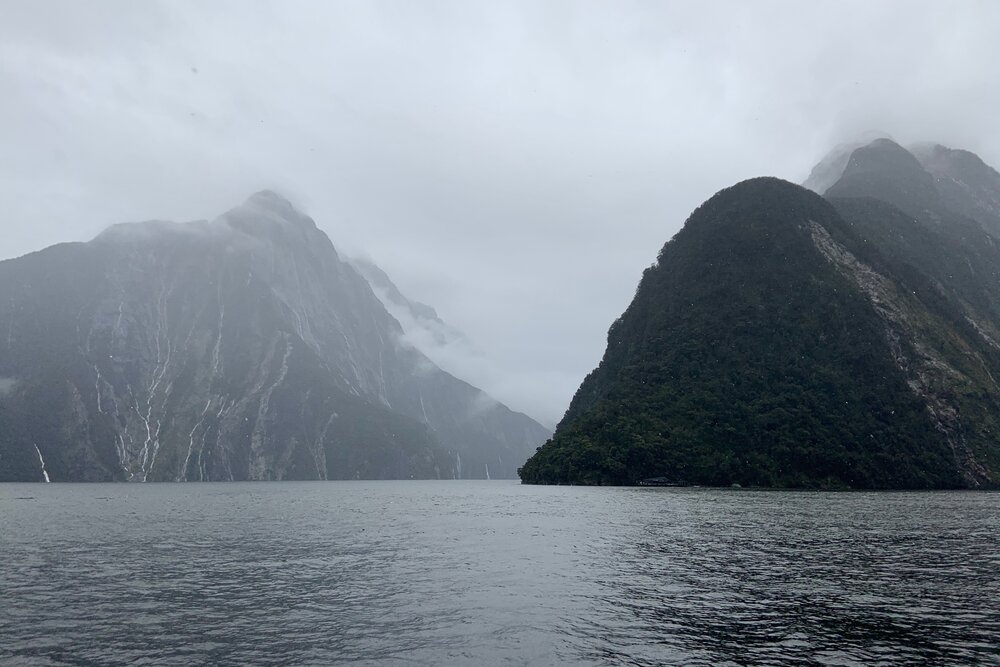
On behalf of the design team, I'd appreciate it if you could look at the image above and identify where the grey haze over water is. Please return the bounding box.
[2,1,1000,424]
[2,482,999,665]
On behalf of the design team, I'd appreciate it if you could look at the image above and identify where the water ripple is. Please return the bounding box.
[1,483,998,665]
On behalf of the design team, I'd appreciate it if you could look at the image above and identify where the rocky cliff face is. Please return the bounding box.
[824,139,1000,487]
[0,191,548,482]
[521,140,1000,488]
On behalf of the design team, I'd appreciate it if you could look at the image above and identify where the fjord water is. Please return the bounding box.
[2,482,998,665]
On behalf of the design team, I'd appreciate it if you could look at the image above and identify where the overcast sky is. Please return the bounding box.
[2,1,999,426]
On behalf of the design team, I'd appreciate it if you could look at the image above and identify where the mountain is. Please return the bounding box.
[911,143,1000,239]
[0,191,549,482]
[802,139,866,195]
[520,140,1000,489]
[348,256,465,349]
[802,131,891,195]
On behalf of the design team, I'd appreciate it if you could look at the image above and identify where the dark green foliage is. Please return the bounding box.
[825,138,939,218]
[822,139,1000,482]
[520,178,963,488]
[824,209,1000,483]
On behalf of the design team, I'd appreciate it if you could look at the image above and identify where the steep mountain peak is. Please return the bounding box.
[719,175,813,199]
[0,192,549,482]
[522,169,974,488]
[245,189,300,217]
[222,189,320,243]
[679,176,829,238]
[824,138,938,216]
[803,141,872,195]
[843,138,926,178]
[819,138,1000,239]
[92,190,318,249]
[521,158,1000,488]
[802,133,896,195]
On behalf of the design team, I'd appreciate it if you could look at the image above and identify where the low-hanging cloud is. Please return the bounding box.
[2,0,999,424]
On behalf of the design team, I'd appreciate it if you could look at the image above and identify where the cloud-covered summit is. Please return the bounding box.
[2,1,999,423]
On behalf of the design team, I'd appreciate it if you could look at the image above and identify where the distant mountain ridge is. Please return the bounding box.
[521,138,1000,488]
[348,256,465,349]
[0,191,549,482]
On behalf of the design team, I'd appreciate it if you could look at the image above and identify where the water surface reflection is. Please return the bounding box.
[1,483,997,665]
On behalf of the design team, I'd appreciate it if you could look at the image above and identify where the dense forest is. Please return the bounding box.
[520,141,1000,489]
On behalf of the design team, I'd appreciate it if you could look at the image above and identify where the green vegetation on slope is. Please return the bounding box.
[519,178,961,488]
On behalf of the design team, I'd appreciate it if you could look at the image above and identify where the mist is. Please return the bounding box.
[2,0,999,424]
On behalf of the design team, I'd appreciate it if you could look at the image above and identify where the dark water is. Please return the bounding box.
[2,482,999,666]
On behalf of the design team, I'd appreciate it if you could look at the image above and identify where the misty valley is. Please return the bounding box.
[5,139,1000,493]
[5,136,1000,664]
[5,2,1000,664]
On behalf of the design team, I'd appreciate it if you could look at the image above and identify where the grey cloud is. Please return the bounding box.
[2,0,999,423]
